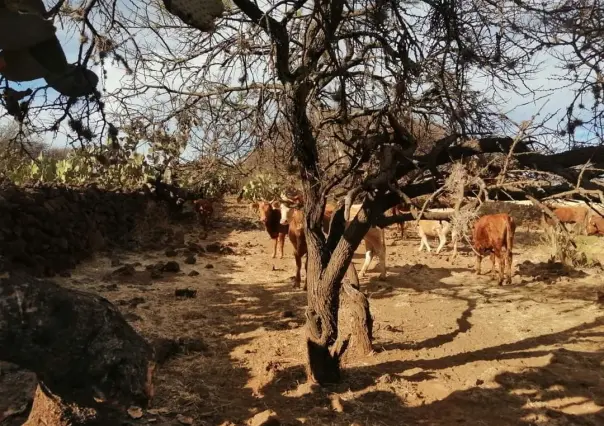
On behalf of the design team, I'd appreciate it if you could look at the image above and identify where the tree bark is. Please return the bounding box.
[336,282,373,363]
[0,272,154,425]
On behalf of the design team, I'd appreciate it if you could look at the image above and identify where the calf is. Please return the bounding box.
[417,219,458,255]
[472,213,516,285]
[279,201,334,289]
[346,204,387,280]
[543,206,589,234]
[252,201,288,259]
[193,199,213,230]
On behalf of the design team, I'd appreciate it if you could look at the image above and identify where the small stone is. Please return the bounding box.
[206,243,221,253]
[162,261,180,273]
[165,248,178,257]
[112,264,136,276]
[184,255,196,265]
[175,288,197,298]
[205,264,214,269]
[127,406,143,419]
[188,270,200,277]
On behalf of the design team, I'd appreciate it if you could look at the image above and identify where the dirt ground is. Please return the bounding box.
[2,197,604,425]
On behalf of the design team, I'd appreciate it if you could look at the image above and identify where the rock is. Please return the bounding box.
[184,255,196,265]
[175,288,197,298]
[206,243,221,253]
[110,256,122,267]
[281,310,294,319]
[187,242,205,253]
[205,264,214,269]
[165,248,177,257]
[161,261,180,273]
[127,406,144,419]
[150,269,163,279]
[112,264,136,276]
[247,409,280,426]
[188,270,200,277]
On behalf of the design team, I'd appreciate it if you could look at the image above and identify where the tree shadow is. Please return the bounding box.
[377,297,476,352]
[255,318,604,425]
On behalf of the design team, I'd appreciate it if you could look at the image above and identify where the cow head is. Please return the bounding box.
[279,192,303,225]
[256,201,273,223]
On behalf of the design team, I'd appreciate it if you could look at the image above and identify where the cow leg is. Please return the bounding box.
[498,253,505,285]
[486,254,496,275]
[399,222,405,238]
[377,245,387,280]
[475,254,483,275]
[272,237,278,259]
[505,249,513,285]
[293,253,302,289]
[435,233,447,254]
[450,231,459,262]
[359,250,373,278]
[419,236,431,252]
[278,233,286,259]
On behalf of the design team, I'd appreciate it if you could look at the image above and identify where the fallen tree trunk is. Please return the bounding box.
[0,272,154,425]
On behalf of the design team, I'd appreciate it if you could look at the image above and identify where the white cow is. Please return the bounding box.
[346,204,387,279]
[417,220,458,254]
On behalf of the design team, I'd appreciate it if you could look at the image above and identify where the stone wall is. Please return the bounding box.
[0,182,171,277]
[477,200,542,225]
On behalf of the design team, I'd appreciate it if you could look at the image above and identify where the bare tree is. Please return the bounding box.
[4,0,604,385]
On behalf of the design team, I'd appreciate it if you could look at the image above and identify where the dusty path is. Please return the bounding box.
[2,198,603,425]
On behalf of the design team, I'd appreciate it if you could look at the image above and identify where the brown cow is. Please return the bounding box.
[472,213,516,285]
[193,199,213,230]
[543,206,589,234]
[252,200,289,258]
[587,213,604,236]
[279,200,334,289]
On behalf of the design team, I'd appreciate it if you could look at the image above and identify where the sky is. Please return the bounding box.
[1,3,597,158]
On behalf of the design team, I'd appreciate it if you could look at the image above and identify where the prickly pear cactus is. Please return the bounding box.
[163,0,224,32]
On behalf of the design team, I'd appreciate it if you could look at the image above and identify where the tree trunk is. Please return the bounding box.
[337,282,373,361]
[0,272,154,425]
[304,202,375,384]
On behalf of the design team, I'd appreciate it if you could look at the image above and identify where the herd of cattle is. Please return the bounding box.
[188,195,604,288]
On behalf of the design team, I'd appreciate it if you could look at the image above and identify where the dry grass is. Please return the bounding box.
[443,163,480,241]
[539,225,592,267]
